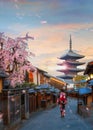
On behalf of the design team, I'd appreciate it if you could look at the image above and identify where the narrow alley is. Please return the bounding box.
[19,98,93,130]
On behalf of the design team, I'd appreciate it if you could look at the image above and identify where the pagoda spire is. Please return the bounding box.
[69,35,72,51]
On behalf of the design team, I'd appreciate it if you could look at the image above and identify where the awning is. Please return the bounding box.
[79,87,92,95]
[88,79,93,86]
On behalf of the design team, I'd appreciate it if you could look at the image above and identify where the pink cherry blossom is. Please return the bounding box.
[0,32,35,87]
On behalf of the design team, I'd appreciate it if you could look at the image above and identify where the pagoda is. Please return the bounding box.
[57,35,85,80]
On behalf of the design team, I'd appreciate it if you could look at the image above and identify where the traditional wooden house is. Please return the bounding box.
[28,68,51,86]
[50,76,66,90]
[84,61,93,106]
[0,70,8,129]
[0,70,8,92]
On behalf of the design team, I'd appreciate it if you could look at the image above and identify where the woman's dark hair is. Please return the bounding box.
[60,88,65,92]
[58,94,60,98]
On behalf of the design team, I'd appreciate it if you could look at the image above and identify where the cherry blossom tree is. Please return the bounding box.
[0,32,35,87]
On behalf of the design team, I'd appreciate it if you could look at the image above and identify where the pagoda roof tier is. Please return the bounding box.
[59,50,85,60]
[57,68,85,73]
[57,60,85,66]
[57,75,73,79]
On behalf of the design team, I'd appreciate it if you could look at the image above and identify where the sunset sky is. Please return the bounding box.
[1,0,93,76]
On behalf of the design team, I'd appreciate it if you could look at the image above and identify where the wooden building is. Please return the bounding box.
[49,76,66,90]
[28,68,51,86]
[84,61,93,105]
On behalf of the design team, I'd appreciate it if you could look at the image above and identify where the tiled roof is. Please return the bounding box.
[57,75,73,79]
[79,87,92,95]
[57,68,85,73]
[59,50,85,60]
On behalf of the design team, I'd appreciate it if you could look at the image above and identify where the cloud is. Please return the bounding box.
[6,22,93,76]
[7,22,93,56]
[82,47,93,58]
[36,14,41,18]
[14,0,18,2]
[15,4,20,9]
[41,21,47,24]
[7,23,29,34]
[16,13,25,19]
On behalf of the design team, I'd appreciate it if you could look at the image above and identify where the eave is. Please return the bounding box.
[57,68,85,73]
[59,50,85,60]
[57,61,85,66]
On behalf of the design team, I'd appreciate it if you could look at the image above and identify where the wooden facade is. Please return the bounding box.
[50,77,66,90]
[0,78,3,93]
[28,68,51,86]
[2,88,29,127]
[84,61,93,105]
[29,92,37,113]
[0,68,59,129]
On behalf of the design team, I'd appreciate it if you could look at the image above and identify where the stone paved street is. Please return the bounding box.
[19,98,93,130]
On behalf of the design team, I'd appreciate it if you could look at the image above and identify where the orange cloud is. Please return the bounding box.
[6,22,93,76]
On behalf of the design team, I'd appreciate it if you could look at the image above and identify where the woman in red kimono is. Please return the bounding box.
[57,89,67,117]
